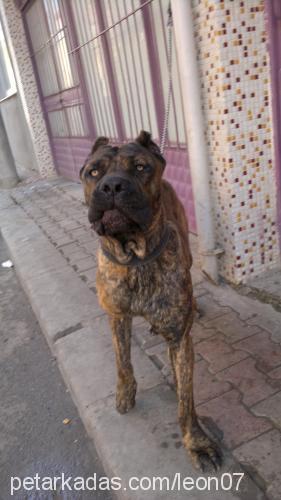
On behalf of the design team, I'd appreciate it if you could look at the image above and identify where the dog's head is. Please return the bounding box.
[80,131,166,238]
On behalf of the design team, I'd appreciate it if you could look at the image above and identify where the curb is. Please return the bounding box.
[0,200,264,500]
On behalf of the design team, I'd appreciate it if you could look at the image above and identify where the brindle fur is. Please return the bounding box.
[80,131,222,471]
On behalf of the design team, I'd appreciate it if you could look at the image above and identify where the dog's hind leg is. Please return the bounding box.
[170,323,222,472]
[110,315,137,414]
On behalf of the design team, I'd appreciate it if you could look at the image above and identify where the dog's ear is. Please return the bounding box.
[136,130,152,148]
[91,136,109,154]
[135,130,166,169]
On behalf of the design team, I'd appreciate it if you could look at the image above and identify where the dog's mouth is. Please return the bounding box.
[91,208,139,236]
[89,184,153,237]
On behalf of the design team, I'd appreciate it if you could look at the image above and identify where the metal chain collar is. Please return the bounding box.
[160,5,173,156]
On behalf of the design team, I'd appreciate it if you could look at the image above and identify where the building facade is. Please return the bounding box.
[0,0,280,284]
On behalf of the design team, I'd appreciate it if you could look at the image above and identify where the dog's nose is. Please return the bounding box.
[100,176,128,195]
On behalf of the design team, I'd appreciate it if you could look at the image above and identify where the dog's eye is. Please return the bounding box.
[90,169,99,177]
[136,164,145,172]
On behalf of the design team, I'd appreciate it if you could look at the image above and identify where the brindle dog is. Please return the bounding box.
[80,131,222,471]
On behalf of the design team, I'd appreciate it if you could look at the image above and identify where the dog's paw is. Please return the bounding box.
[116,396,135,414]
[184,426,222,472]
[116,380,137,414]
[188,441,222,472]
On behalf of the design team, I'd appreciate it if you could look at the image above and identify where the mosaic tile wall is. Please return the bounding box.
[0,0,55,177]
[192,0,280,283]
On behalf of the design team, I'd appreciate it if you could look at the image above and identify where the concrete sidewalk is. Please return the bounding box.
[0,234,112,500]
[1,177,281,499]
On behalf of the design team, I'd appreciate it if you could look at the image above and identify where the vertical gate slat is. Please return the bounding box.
[91,1,115,137]
[95,0,126,141]
[140,0,165,139]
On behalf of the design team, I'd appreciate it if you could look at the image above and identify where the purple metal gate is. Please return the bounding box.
[22,0,196,232]
[23,0,95,179]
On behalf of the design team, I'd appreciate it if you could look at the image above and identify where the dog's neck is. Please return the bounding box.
[100,207,169,266]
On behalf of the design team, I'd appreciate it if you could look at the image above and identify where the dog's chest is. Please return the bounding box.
[129,263,184,314]
[97,249,192,320]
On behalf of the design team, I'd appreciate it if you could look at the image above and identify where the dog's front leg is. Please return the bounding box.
[170,328,222,471]
[110,316,137,414]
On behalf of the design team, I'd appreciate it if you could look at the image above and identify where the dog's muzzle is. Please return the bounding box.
[89,173,152,236]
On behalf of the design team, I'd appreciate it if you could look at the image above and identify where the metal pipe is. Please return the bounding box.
[171,0,219,283]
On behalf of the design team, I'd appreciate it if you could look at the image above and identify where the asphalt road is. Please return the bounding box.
[0,235,112,500]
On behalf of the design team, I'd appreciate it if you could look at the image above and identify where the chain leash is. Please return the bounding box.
[160,4,173,156]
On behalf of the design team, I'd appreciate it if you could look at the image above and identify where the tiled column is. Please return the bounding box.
[192,0,280,283]
[0,0,55,177]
